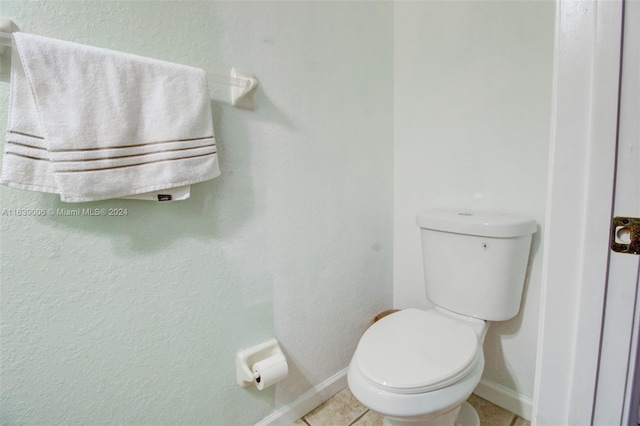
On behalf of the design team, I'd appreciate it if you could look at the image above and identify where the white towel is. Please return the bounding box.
[1,33,220,202]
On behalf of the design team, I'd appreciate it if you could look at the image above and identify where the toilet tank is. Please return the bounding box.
[416,211,536,321]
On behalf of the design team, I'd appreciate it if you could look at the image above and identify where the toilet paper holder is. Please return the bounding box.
[236,338,287,387]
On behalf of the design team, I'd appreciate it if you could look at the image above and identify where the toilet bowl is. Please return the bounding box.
[347,211,537,426]
[348,308,487,426]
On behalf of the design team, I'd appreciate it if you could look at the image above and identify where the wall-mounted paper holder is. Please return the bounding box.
[236,338,286,387]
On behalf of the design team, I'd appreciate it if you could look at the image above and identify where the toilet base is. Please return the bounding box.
[381,402,479,426]
[455,402,480,426]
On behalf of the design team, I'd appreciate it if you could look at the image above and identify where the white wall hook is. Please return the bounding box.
[230,67,259,110]
[0,17,18,82]
[236,338,288,388]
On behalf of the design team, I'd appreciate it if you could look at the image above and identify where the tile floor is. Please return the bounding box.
[293,387,530,426]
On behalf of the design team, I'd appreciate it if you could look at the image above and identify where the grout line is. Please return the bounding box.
[348,409,370,426]
[508,415,518,426]
[300,417,312,426]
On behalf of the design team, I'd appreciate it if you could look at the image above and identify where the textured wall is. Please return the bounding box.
[393,0,554,408]
[0,2,393,424]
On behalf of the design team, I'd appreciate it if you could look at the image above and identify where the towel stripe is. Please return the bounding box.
[55,144,215,162]
[4,152,49,162]
[52,136,216,152]
[5,147,217,163]
[5,151,217,172]
[7,130,45,140]
[58,152,217,173]
[7,131,216,152]
[5,140,48,151]
[6,140,216,160]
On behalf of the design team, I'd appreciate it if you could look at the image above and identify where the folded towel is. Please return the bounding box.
[1,33,220,202]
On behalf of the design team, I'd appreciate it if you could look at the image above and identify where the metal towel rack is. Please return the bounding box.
[0,26,259,109]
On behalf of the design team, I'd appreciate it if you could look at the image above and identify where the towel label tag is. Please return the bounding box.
[157,194,173,202]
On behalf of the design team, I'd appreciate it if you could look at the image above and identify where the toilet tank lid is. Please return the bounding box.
[416,211,536,238]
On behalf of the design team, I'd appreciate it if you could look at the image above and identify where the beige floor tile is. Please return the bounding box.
[304,388,368,426]
[468,394,516,426]
[351,410,384,426]
[295,387,523,426]
[512,417,531,426]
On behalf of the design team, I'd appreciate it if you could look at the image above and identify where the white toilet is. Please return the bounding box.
[348,211,536,426]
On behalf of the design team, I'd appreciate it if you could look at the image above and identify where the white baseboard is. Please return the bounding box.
[255,368,348,426]
[474,379,533,421]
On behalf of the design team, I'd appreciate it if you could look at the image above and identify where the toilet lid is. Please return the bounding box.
[354,309,479,394]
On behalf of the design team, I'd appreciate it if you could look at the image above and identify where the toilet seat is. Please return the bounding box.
[353,309,479,394]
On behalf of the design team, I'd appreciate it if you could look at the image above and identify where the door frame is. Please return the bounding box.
[533,0,624,424]
[593,0,640,423]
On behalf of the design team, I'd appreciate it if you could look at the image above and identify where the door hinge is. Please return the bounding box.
[611,217,640,255]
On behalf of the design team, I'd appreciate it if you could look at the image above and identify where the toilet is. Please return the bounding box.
[348,211,536,426]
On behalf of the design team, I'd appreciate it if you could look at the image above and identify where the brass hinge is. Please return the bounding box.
[611,217,640,255]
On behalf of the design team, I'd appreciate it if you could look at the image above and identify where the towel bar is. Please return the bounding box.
[0,32,11,47]
[0,28,258,109]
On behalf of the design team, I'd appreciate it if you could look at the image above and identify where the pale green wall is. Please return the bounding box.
[0,1,559,423]
[0,2,394,424]
[393,0,555,416]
